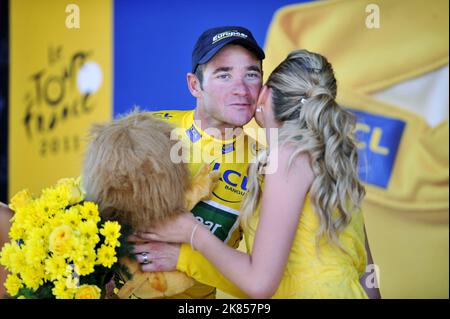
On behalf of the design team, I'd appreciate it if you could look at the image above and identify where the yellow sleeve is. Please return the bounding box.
[177,243,248,299]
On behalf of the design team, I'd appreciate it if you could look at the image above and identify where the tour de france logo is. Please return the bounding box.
[22,45,103,157]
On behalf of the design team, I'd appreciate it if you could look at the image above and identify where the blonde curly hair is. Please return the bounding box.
[240,50,365,249]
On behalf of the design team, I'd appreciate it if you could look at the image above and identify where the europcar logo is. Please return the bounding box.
[212,31,248,44]
[349,109,406,189]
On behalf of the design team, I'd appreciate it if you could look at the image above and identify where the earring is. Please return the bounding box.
[256,106,263,112]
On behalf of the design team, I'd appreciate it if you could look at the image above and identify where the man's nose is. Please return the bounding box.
[231,78,250,96]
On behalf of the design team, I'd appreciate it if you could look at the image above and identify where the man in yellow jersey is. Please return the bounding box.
[130,26,265,298]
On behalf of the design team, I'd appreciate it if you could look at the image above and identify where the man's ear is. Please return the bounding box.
[256,85,270,107]
[187,73,202,98]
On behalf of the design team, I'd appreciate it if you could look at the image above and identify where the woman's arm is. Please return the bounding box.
[359,226,382,299]
[0,202,13,298]
[145,146,314,298]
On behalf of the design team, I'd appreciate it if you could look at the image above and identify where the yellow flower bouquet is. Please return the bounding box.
[0,177,129,299]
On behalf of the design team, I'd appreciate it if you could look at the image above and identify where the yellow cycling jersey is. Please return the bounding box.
[150,109,261,298]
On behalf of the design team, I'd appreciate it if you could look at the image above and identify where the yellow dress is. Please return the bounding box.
[245,196,368,298]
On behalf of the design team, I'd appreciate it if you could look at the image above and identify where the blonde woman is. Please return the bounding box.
[139,50,381,299]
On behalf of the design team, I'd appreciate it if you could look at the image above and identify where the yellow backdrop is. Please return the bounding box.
[9,0,112,198]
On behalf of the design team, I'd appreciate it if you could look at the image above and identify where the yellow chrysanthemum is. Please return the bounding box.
[4,274,23,296]
[45,256,68,281]
[72,245,96,276]
[96,245,117,268]
[0,242,26,274]
[74,256,96,276]
[21,265,45,291]
[9,202,38,242]
[62,206,82,229]
[48,209,67,229]
[19,201,48,234]
[78,220,100,246]
[35,196,62,221]
[0,242,17,271]
[79,202,100,224]
[29,225,50,244]
[8,222,26,242]
[100,221,121,247]
[75,284,101,299]
[52,279,76,299]
[23,240,47,265]
[9,189,33,211]
[41,186,70,210]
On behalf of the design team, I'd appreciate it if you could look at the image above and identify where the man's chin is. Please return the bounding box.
[226,113,253,128]
[231,118,252,128]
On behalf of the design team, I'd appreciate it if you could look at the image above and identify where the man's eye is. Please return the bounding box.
[247,72,261,79]
[217,74,231,79]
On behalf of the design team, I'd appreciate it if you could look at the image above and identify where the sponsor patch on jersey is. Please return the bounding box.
[191,200,239,242]
[152,112,173,120]
[222,141,235,154]
[186,124,202,143]
[349,109,406,189]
